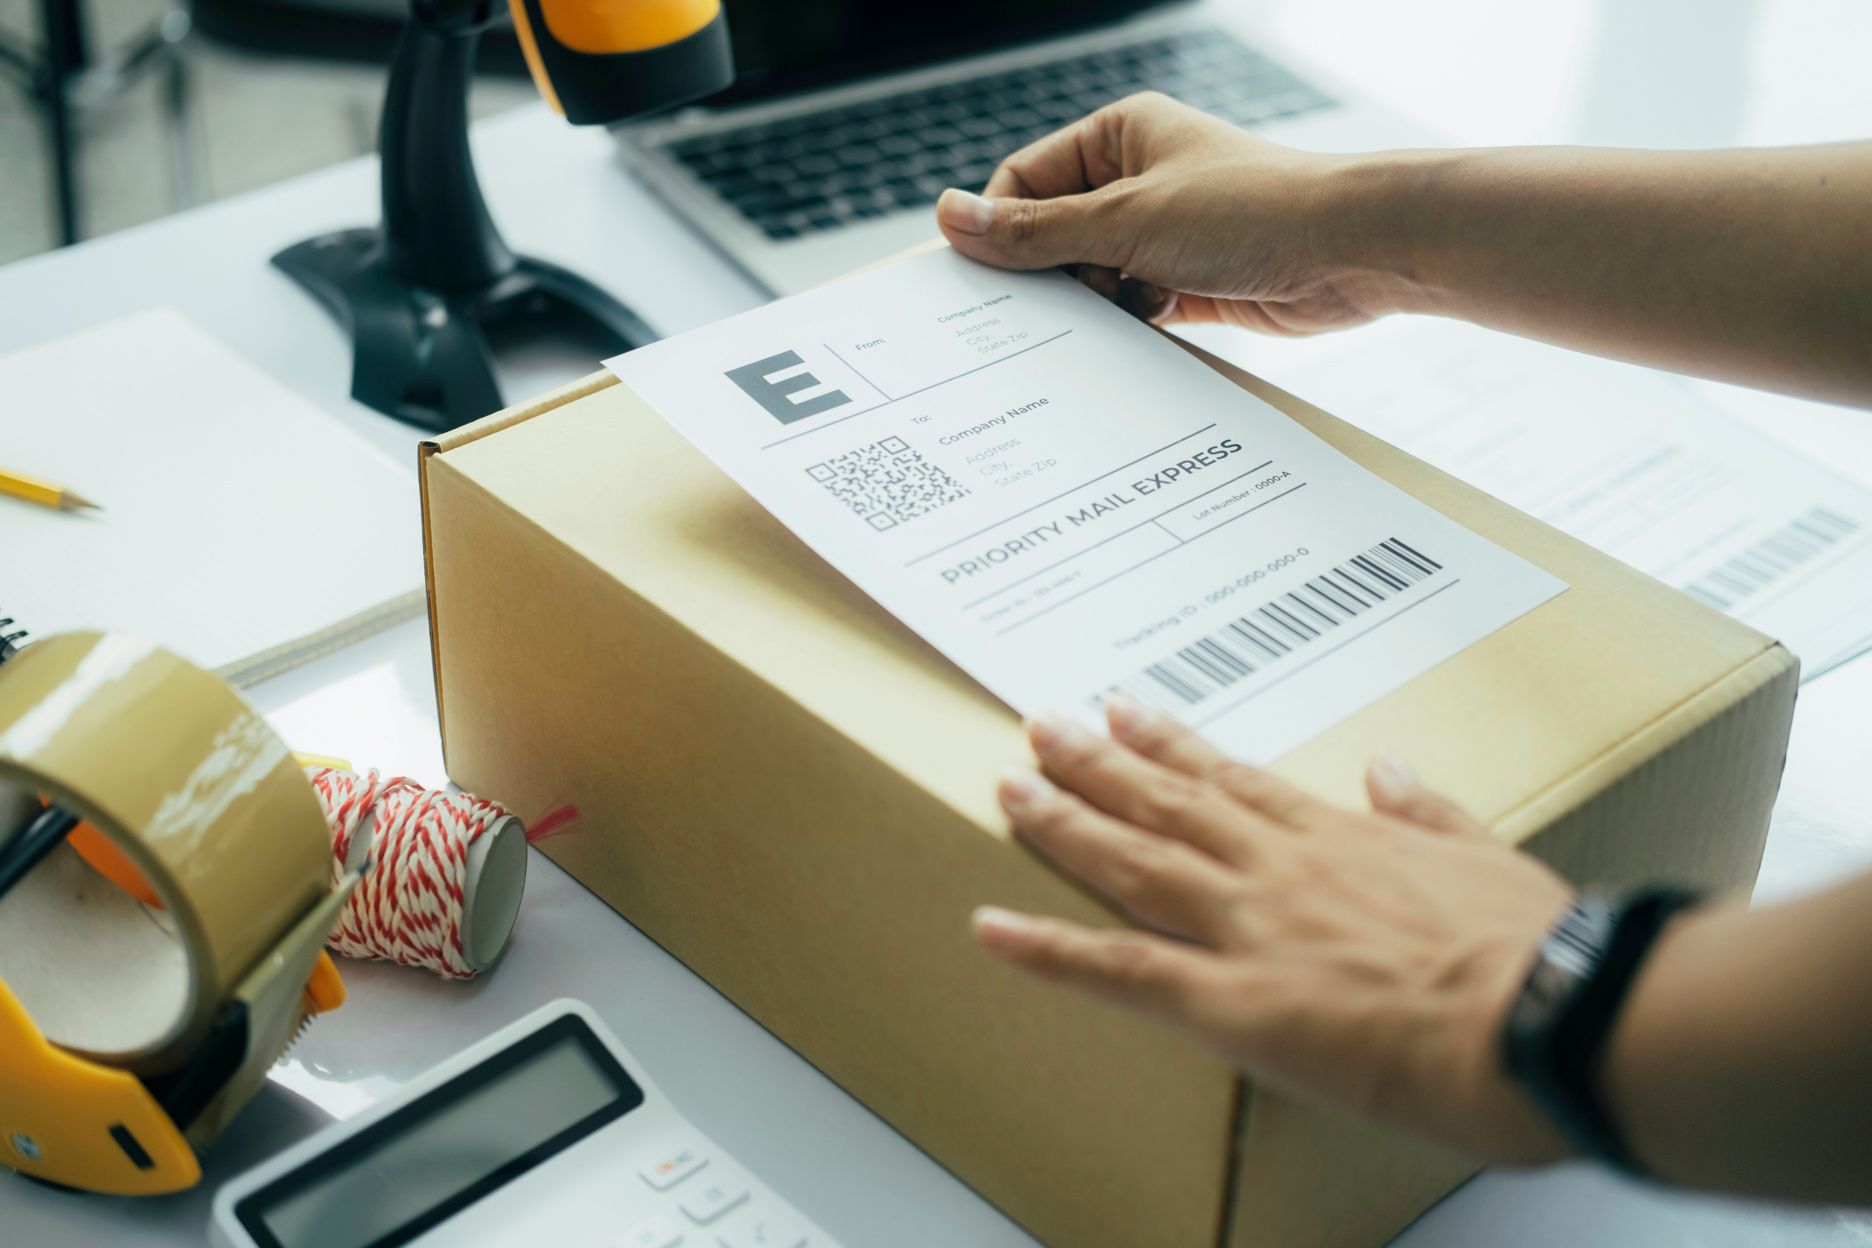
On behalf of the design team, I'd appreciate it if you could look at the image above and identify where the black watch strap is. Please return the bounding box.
[1500,887,1702,1173]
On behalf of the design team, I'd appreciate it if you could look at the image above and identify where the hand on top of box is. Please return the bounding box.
[971,699,1574,1166]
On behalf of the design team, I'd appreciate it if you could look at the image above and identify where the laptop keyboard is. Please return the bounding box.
[665,30,1335,241]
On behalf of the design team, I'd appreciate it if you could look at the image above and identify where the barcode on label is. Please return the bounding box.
[1682,506,1860,610]
[1109,538,1442,708]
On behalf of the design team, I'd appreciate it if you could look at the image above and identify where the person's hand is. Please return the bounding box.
[935,92,1388,335]
[973,696,1576,1163]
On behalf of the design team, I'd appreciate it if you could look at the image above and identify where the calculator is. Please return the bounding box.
[210,999,844,1248]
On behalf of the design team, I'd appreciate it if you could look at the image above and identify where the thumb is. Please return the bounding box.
[937,187,1128,273]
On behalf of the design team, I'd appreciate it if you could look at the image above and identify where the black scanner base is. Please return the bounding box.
[273,229,652,433]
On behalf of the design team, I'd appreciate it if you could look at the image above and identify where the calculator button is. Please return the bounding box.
[641,1146,709,1190]
[618,1214,684,1248]
[679,1179,750,1224]
[718,1215,809,1248]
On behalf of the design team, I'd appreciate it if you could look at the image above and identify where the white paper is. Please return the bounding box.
[0,309,425,680]
[1194,317,1872,680]
[608,250,1566,761]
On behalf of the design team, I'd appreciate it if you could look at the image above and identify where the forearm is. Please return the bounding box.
[1323,144,1872,407]
[1599,872,1872,1202]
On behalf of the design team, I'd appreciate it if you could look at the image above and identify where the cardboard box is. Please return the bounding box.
[420,340,1796,1248]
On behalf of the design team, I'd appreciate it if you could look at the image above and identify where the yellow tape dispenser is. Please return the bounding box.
[0,632,359,1194]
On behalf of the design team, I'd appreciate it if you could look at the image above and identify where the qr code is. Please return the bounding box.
[805,436,971,531]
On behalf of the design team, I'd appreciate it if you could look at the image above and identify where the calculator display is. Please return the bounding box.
[237,1016,644,1248]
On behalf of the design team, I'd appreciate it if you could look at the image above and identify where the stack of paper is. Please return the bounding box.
[0,309,425,685]
[1180,316,1872,680]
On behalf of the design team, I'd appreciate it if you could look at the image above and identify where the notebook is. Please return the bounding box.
[0,309,426,687]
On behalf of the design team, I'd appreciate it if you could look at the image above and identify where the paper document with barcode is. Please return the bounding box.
[606,248,1566,761]
[1177,315,1872,680]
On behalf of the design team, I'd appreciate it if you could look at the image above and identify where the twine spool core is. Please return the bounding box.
[462,815,526,972]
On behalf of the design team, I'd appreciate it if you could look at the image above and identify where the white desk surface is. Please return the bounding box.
[5,1,1872,1243]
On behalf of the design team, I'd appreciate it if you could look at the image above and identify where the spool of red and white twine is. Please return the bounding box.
[305,767,531,980]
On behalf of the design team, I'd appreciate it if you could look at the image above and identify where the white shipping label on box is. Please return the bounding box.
[607,249,1566,761]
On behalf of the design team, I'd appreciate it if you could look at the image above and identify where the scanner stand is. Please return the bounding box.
[272,0,653,433]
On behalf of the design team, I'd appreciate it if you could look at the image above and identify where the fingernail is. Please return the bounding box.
[1028,709,1094,752]
[1105,694,1163,736]
[1368,751,1418,802]
[938,187,994,235]
[998,766,1055,814]
[972,904,1032,940]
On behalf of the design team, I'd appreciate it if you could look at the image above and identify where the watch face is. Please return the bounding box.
[1509,898,1617,1033]
[1546,898,1617,976]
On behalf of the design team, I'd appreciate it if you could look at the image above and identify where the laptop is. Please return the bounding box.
[614,0,1437,296]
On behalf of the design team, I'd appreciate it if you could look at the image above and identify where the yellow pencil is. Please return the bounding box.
[0,466,101,512]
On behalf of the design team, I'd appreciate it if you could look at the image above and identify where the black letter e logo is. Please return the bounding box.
[725,350,851,425]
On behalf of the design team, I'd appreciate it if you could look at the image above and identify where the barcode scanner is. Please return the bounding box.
[509,0,731,125]
[271,0,735,432]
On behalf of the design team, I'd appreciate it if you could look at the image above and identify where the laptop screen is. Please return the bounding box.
[712,0,1170,105]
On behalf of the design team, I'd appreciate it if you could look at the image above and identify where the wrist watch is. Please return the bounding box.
[1500,887,1703,1173]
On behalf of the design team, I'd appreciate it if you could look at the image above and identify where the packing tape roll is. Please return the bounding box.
[0,633,331,1075]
